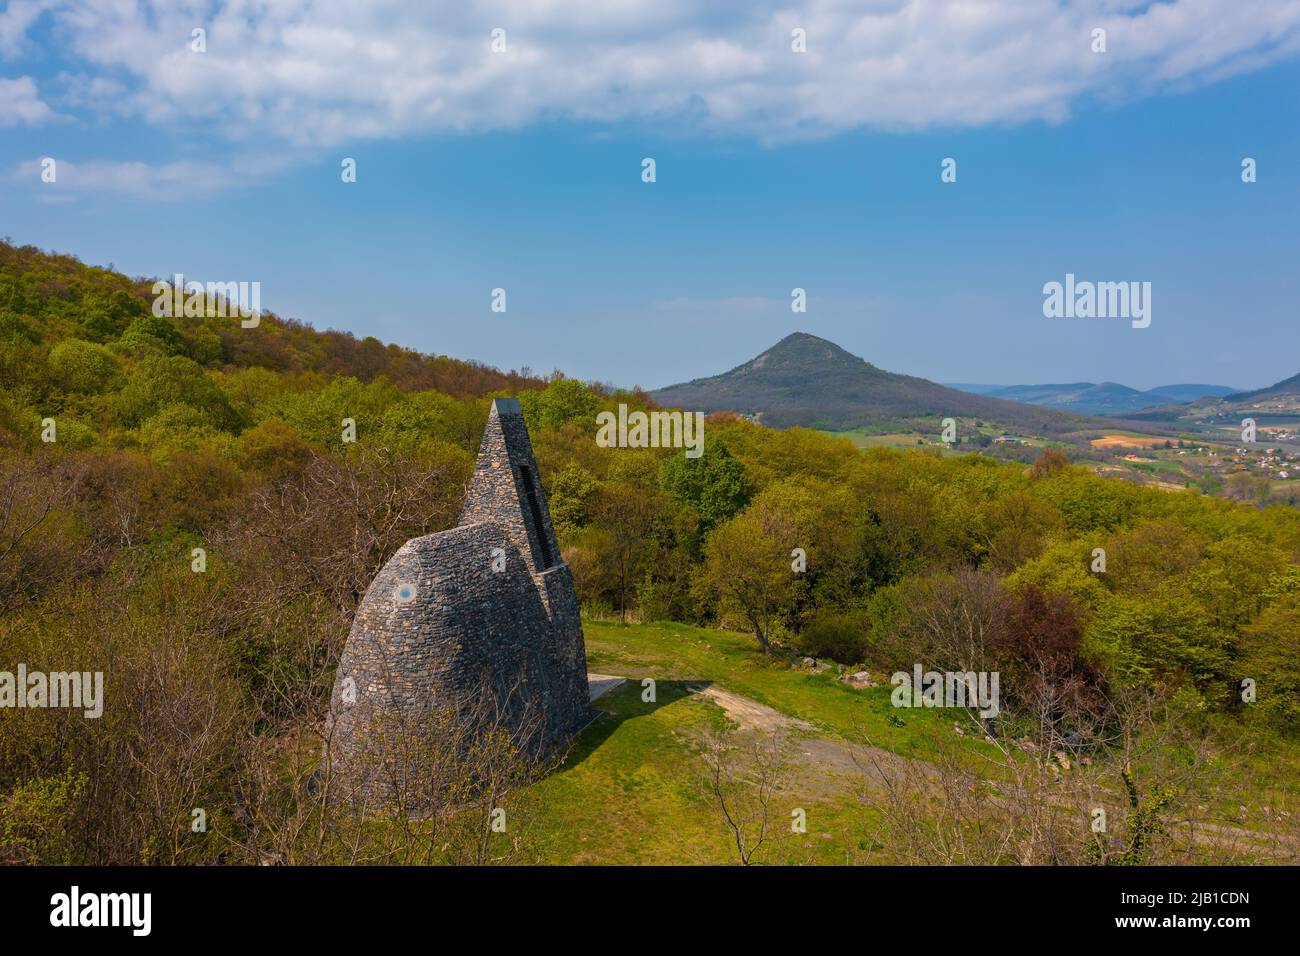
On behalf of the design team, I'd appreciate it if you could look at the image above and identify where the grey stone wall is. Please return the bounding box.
[326,398,591,807]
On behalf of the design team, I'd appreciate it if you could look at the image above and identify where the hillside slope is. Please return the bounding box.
[1225,372,1300,404]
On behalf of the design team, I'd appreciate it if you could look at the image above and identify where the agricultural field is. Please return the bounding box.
[1090,433,1183,450]
[826,429,934,449]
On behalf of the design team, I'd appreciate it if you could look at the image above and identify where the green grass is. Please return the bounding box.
[502,621,1300,863]
[1141,457,1188,474]
[584,620,957,753]
[514,620,974,864]
[520,680,735,864]
[822,429,930,449]
[522,674,883,864]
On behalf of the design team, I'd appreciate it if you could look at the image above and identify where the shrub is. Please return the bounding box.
[0,311,39,345]
[0,770,87,864]
[48,339,124,394]
[795,611,871,665]
[115,314,184,356]
[114,354,243,431]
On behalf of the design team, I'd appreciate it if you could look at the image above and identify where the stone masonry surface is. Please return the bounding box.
[326,398,591,806]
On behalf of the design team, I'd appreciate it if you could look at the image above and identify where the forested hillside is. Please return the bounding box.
[1,242,1298,864]
[0,240,541,416]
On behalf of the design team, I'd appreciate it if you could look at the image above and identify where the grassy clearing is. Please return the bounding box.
[515,620,972,864]
[521,678,881,864]
[509,621,1298,863]
[584,619,960,753]
[823,429,931,449]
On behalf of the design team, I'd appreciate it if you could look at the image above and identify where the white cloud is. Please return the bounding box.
[11,0,1300,145]
[12,153,300,200]
[0,75,54,126]
[55,72,129,112]
[0,0,53,58]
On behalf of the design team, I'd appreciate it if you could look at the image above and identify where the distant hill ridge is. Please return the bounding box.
[1224,372,1300,403]
[1105,366,1300,424]
[651,332,1098,434]
[944,381,1241,416]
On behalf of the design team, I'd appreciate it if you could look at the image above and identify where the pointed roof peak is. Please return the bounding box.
[491,397,522,416]
[462,397,560,575]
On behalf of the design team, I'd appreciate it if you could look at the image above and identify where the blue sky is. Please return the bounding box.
[2,1,1298,391]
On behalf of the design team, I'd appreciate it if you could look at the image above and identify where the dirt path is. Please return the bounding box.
[681,681,928,797]
[682,682,813,733]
